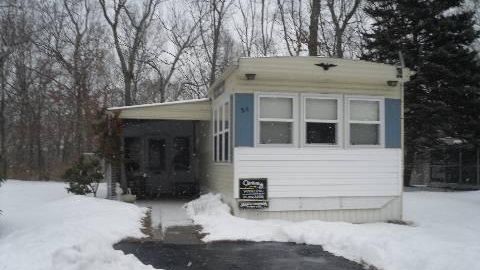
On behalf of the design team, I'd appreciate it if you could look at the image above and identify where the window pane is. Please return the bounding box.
[260,97,293,119]
[219,134,223,161]
[306,122,336,144]
[350,100,379,121]
[224,132,229,161]
[306,99,337,120]
[224,102,230,129]
[219,106,224,131]
[350,124,379,145]
[213,109,218,133]
[260,121,292,144]
[213,136,218,161]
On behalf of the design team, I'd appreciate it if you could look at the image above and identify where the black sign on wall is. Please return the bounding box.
[239,178,267,200]
[238,200,269,209]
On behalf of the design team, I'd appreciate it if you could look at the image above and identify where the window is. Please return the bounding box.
[257,95,296,145]
[347,98,384,146]
[213,100,230,162]
[302,95,342,146]
[253,93,385,148]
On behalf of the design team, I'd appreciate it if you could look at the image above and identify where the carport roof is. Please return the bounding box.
[107,98,211,121]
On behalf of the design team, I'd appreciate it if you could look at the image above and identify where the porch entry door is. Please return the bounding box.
[145,135,193,195]
[146,138,168,195]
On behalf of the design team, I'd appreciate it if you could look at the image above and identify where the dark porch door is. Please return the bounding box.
[123,120,198,198]
[145,135,194,196]
[146,138,168,195]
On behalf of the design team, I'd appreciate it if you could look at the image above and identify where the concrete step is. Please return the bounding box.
[162,225,204,245]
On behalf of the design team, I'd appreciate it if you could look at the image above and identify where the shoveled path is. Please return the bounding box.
[114,239,365,270]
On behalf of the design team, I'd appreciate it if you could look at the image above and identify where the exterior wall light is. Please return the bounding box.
[387,80,398,87]
[245,73,256,80]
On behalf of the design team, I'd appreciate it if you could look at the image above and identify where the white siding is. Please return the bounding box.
[234,148,402,198]
[232,196,402,223]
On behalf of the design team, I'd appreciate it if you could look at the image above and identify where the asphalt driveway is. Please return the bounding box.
[114,240,365,270]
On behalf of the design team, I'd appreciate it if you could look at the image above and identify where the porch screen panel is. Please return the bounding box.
[148,139,166,172]
[173,137,190,171]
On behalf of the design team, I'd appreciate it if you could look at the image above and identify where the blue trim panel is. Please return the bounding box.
[385,98,401,148]
[234,93,254,147]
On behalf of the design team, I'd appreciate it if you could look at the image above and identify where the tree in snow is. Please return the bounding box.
[64,156,103,197]
[362,0,480,186]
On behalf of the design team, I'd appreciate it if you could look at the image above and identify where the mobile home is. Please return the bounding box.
[108,56,411,223]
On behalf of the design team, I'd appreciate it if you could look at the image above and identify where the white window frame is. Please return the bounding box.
[255,92,298,147]
[212,98,231,163]
[301,93,343,148]
[345,95,385,148]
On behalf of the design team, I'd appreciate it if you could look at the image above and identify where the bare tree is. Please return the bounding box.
[0,0,33,177]
[325,0,361,58]
[34,0,107,159]
[308,0,320,55]
[233,0,277,57]
[194,0,233,86]
[142,2,204,102]
[233,0,257,57]
[276,0,308,56]
[258,0,278,56]
[99,0,160,105]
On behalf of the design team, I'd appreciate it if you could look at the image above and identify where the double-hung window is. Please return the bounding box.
[302,94,342,146]
[213,100,230,162]
[257,94,296,145]
[347,97,384,146]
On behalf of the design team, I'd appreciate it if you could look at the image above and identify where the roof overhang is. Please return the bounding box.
[107,98,211,121]
[208,57,412,94]
[235,57,412,86]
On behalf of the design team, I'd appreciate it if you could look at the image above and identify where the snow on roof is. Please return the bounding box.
[108,98,210,111]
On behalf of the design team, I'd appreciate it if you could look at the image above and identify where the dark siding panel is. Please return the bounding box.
[385,99,401,148]
[234,93,254,147]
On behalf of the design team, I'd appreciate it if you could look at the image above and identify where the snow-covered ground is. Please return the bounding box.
[186,191,480,270]
[136,200,192,231]
[2,179,479,270]
[0,180,156,270]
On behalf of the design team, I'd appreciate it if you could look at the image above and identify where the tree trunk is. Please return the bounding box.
[308,0,321,56]
[0,60,7,178]
[75,89,83,157]
[124,74,133,106]
[36,111,44,179]
[335,34,343,58]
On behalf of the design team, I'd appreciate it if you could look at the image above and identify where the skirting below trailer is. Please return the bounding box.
[231,196,402,223]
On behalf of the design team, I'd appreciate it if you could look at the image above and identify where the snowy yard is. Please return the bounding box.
[1,180,480,270]
[0,180,155,270]
[186,191,480,270]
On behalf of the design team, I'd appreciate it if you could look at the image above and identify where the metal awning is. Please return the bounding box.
[108,98,211,121]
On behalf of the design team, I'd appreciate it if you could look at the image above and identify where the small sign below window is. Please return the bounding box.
[239,200,269,209]
[239,178,267,200]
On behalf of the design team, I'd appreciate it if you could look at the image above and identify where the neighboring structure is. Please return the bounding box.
[410,143,480,189]
[108,56,411,223]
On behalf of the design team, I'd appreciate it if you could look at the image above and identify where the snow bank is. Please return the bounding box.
[186,192,480,270]
[0,180,156,270]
